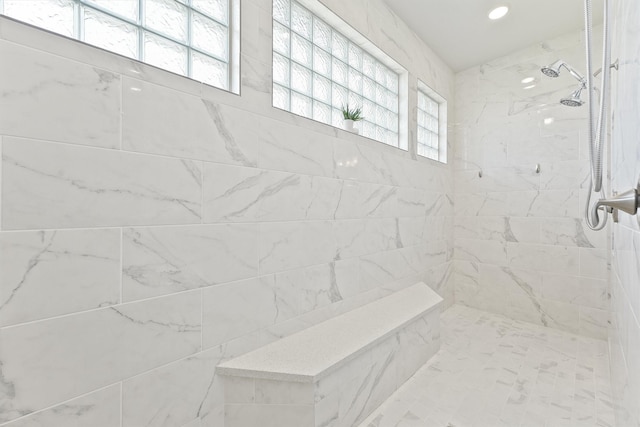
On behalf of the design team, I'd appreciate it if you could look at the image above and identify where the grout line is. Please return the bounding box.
[119,381,123,427]
[0,132,444,191]
[200,160,205,223]
[0,135,3,232]
[119,73,123,151]
[119,227,123,304]
[0,382,120,427]
[0,254,449,330]
[201,288,204,352]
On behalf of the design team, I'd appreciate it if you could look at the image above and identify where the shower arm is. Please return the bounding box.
[559,62,587,85]
[593,60,619,78]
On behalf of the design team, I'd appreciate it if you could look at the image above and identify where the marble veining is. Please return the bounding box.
[360,305,615,427]
[0,291,201,423]
[0,0,456,424]
[122,78,257,166]
[0,41,120,149]
[0,229,120,327]
[2,138,202,229]
[122,224,259,301]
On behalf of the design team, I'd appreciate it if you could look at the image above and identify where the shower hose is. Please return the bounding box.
[584,0,612,231]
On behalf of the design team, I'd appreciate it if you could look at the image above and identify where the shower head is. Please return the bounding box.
[541,60,565,78]
[541,60,587,84]
[560,87,584,107]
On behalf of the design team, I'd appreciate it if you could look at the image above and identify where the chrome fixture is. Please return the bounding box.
[591,180,640,224]
[540,0,629,230]
[541,60,587,84]
[541,60,588,106]
[560,86,585,107]
[593,59,619,77]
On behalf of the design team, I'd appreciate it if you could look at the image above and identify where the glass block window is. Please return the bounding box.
[417,88,444,162]
[272,0,400,147]
[0,0,233,91]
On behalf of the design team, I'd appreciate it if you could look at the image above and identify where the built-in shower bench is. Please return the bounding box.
[217,282,443,427]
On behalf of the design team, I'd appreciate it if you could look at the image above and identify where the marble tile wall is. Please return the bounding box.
[0,0,454,424]
[609,0,640,425]
[453,29,612,339]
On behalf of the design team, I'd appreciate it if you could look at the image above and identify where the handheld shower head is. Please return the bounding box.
[541,60,565,78]
[560,87,584,107]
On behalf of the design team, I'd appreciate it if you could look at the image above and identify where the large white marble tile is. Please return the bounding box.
[397,216,431,247]
[225,404,314,427]
[202,163,341,222]
[396,187,429,218]
[0,291,201,423]
[454,191,509,217]
[455,166,539,194]
[507,293,580,334]
[333,140,396,186]
[341,337,403,427]
[539,160,590,190]
[254,379,314,405]
[579,306,610,340]
[507,243,579,275]
[257,116,335,177]
[0,229,120,327]
[121,338,257,427]
[122,224,258,301]
[507,190,580,218]
[579,248,609,280]
[1,138,202,229]
[333,218,398,259]
[202,275,278,349]
[259,221,337,274]
[540,218,607,249]
[122,352,219,427]
[122,78,258,166]
[333,181,398,219]
[272,258,361,315]
[454,238,508,266]
[358,247,424,292]
[1,385,120,427]
[239,53,272,114]
[241,0,271,65]
[455,216,539,243]
[0,40,120,149]
[507,131,580,165]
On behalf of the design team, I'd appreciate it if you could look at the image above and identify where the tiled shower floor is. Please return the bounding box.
[359,305,615,427]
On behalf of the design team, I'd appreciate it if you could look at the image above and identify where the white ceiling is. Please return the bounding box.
[382,0,603,72]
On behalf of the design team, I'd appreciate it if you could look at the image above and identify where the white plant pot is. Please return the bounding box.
[343,119,359,134]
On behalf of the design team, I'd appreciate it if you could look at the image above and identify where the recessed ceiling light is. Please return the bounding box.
[488,6,509,20]
[523,84,536,90]
[521,77,535,84]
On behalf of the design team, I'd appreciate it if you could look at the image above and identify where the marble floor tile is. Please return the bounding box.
[359,305,615,427]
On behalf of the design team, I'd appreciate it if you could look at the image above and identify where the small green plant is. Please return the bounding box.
[341,104,364,121]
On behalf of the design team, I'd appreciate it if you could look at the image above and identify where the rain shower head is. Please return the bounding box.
[560,87,584,107]
[541,60,565,78]
[541,60,587,84]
